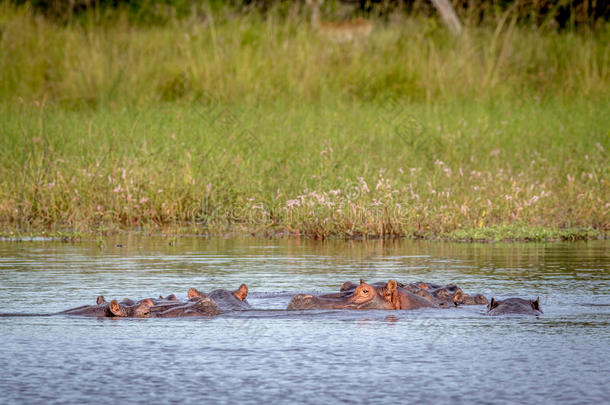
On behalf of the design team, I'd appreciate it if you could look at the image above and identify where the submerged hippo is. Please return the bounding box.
[399,281,488,306]
[61,296,152,318]
[325,280,406,299]
[388,281,438,310]
[288,280,395,310]
[486,297,542,316]
[402,283,461,307]
[460,293,488,305]
[187,284,251,310]
[152,296,221,317]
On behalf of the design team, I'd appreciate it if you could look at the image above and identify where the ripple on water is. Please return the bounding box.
[0,238,608,403]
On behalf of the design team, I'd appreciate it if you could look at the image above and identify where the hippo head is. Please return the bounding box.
[432,287,451,300]
[473,294,488,305]
[233,284,248,301]
[346,280,396,309]
[488,297,541,312]
[109,300,152,318]
[431,286,463,306]
[487,297,542,315]
[349,281,379,304]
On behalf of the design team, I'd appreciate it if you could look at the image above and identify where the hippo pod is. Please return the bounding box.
[327,279,475,309]
[486,297,542,316]
[288,280,436,311]
[340,280,488,307]
[401,281,488,306]
[60,284,250,318]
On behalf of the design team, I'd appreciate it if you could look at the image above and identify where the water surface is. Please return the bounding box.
[0,237,608,403]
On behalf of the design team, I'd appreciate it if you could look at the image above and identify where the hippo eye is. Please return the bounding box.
[363,289,369,294]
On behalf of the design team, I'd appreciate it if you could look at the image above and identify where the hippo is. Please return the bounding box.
[412,282,442,290]
[146,299,184,314]
[390,281,488,306]
[187,284,250,310]
[61,296,152,318]
[404,283,471,307]
[387,281,438,310]
[430,285,464,306]
[63,293,221,318]
[460,293,488,305]
[339,281,358,292]
[288,280,396,310]
[437,285,487,306]
[152,296,221,317]
[120,293,180,309]
[486,297,542,316]
[288,293,353,309]
[323,280,403,299]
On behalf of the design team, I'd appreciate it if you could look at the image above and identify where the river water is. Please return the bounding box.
[0,237,608,404]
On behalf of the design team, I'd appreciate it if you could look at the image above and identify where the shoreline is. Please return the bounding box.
[1,224,605,243]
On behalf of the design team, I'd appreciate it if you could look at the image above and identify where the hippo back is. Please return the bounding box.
[208,289,251,310]
[486,297,542,316]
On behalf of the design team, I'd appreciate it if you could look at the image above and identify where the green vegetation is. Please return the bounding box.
[0,3,608,241]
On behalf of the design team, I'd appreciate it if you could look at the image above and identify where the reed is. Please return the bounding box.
[0,3,607,240]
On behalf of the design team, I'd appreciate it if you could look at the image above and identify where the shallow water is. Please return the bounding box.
[0,237,608,404]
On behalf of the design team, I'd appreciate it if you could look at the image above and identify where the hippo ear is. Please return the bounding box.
[360,278,365,285]
[96,296,106,305]
[188,288,204,299]
[453,289,463,305]
[166,294,177,301]
[489,298,499,310]
[233,284,248,301]
[531,297,541,311]
[109,300,127,317]
[140,299,154,307]
[386,280,397,293]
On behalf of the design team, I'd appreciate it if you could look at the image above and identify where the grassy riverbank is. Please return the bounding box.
[0,3,608,241]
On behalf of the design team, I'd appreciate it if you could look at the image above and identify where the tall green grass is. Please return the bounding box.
[0,3,608,239]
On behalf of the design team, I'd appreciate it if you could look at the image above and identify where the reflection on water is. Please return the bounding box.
[0,237,608,403]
